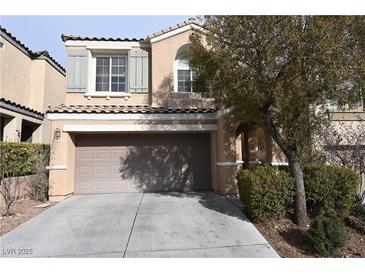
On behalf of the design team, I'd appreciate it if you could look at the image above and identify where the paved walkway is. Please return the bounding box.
[0,192,279,258]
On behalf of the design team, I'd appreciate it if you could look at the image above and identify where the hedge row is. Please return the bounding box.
[0,141,50,178]
[237,164,360,222]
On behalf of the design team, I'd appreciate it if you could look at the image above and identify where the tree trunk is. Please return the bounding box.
[287,155,308,227]
[264,116,308,227]
[243,125,250,168]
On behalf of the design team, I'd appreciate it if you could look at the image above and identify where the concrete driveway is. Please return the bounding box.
[0,192,279,258]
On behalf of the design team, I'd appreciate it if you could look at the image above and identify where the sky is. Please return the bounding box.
[0,16,191,67]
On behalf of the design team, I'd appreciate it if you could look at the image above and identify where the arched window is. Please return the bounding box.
[174,44,195,93]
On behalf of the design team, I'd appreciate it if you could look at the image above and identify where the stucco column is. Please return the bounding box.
[48,122,76,201]
[3,116,21,142]
[215,114,240,195]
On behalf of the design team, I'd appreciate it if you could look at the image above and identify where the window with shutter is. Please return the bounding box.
[95,56,127,92]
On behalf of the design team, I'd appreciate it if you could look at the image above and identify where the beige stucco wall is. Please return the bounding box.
[49,119,76,200]
[40,61,66,142]
[0,36,66,144]
[150,30,214,108]
[64,92,149,105]
[0,36,33,108]
[214,114,240,194]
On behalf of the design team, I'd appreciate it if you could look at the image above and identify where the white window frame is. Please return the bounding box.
[174,56,194,93]
[174,43,196,93]
[86,52,130,97]
[95,55,128,93]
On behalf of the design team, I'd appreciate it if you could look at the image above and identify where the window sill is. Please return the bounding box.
[84,92,131,98]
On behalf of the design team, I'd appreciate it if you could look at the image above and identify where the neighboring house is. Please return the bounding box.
[0,26,66,144]
[46,19,364,202]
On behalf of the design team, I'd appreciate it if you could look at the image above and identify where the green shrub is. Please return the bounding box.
[304,164,360,218]
[237,165,295,222]
[0,142,50,178]
[308,214,349,257]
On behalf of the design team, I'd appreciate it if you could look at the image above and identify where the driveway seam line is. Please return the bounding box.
[123,193,144,258]
[125,243,273,254]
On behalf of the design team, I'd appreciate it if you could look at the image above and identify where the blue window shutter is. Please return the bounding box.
[67,49,88,92]
[128,49,149,93]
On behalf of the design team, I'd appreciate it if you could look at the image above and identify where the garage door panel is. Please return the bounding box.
[75,134,211,194]
[95,165,110,176]
[78,150,93,160]
[95,150,110,161]
[78,165,94,176]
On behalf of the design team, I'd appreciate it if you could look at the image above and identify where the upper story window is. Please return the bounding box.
[0,42,4,49]
[176,58,195,92]
[175,44,195,93]
[95,56,127,92]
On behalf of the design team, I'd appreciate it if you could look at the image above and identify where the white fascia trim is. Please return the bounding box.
[46,165,67,170]
[150,24,206,43]
[47,113,217,121]
[63,124,217,132]
[65,40,142,48]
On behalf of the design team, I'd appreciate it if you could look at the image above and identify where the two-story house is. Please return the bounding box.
[0,26,66,144]
[46,19,280,201]
[49,18,364,202]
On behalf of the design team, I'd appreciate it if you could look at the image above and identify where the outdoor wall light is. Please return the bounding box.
[54,128,61,140]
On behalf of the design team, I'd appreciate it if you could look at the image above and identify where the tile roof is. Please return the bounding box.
[0,26,65,73]
[60,18,203,43]
[61,34,144,42]
[0,97,44,117]
[47,104,218,114]
[147,18,203,39]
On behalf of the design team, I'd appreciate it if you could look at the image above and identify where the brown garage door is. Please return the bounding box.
[75,133,211,194]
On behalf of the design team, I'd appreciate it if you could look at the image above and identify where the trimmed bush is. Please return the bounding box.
[304,164,360,218]
[0,142,50,178]
[308,214,349,257]
[237,165,295,222]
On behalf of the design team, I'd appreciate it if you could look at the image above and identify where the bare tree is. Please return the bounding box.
[27,146,51,201]
[0,146,21,216]
[0,177,21,217]
[317,118,365,204]
[1,141,24,216]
